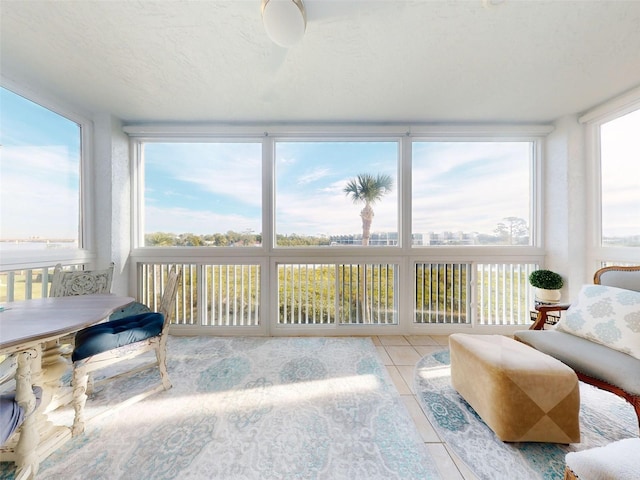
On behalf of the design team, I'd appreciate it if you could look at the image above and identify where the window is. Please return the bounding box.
[141,142,262,247]
[274,141,398,247]
[0,87,81,252]
[600,108,640,247]
[412,142,533,246]
[131,128,544,331]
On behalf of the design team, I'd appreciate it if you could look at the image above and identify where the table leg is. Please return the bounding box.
[40,340,71,412]
[71,363,89,436]
[14,348,40,480]
[31,341,72,460]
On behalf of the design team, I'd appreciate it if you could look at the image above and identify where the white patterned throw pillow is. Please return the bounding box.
[557,284,640,359]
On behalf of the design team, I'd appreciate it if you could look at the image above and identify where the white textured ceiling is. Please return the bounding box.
[2,0,640,124]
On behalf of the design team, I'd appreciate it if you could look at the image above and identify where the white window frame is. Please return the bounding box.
[271,135,403,249]
[125,124,549,336]
[580,86,640,267]
[0,81,94,271]
[131,136,265,250]
[408,134,542,249]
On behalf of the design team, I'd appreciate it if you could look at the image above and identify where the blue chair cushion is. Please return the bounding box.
[72,312,165,362]
[108,301,152,321]
[1,386,42,445]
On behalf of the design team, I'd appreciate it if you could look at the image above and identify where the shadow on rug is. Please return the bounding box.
[2,337,442,480]
[414,349,637,480]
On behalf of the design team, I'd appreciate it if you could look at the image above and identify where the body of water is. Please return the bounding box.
[0,241,77,250]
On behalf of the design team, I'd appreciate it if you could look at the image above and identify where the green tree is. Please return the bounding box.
[495,217,529,245]
[343,173,393,246]
[213,233,228,246]
[178,233,202,246]
[344,173,393,322]
[145,232,177,246]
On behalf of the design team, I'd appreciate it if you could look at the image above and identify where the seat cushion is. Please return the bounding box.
[72,312,164,362]
[0,394,24,445]
[514,330,640,396]
[0,386,42,445]
[108,301,152,321]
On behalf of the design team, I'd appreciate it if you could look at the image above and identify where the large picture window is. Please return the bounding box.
[600,108,640,247]
[141,142,262,247]
[412,141,533,246]
[274,141,398,247]
[0,87,81,252]
[130,128,544,331]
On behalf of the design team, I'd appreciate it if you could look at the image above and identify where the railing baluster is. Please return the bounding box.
[227,265,231,325]
[255,265,260,326]
[300,264,303,324]
[23,269,33,300]
[216,265,221,326]
[41,268,50,298]
[245,266,249,326]
[421,263,426,324]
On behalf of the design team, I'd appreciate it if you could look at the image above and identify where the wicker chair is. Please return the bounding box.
[516,265,640,431]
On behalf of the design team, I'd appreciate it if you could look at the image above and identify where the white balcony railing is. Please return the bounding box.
[278,263,398,325]
[415,263,470,324]
[476,263,536,326]
[1,260,538,329]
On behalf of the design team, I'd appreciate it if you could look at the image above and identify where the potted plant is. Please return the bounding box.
[529,269,564,304]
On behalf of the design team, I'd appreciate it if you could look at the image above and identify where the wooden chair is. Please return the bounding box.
[70,266,182,435]
[50,262,115,297]
[48,262,116,360]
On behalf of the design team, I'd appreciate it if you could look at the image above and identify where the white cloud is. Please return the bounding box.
[297,167,331,185]
[1,146,79,238]
[145,205,260,235]
[146,143,263,207]
[600,109,640,237]
[276,186,398,236]
[411,142,530,233]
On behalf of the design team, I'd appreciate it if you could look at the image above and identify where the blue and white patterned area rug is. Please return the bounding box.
[415,349,637,480]
[2,337,442,480]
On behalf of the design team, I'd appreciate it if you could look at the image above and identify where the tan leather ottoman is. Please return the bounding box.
[449,333,580,443]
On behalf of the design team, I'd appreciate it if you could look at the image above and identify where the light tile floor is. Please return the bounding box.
[372,335,480,480]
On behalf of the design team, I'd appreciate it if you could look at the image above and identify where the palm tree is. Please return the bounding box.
[344,173,393,323]
[343,173,393,246]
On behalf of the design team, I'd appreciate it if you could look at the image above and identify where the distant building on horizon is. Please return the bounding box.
[329,231,477,246]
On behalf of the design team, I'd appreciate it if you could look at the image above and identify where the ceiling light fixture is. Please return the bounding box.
[261,0,306,48]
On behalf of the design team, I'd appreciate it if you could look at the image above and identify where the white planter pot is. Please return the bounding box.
[535,288,561,304]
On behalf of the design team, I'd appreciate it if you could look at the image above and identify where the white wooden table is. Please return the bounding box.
[0,294,133,479]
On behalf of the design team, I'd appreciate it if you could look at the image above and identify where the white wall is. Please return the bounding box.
[92,113,131,295]
[544,115,588,300]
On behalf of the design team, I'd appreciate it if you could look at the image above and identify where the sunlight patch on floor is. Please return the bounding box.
[74,373,383,429]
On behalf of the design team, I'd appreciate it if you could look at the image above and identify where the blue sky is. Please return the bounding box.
[1,88,80,240]
[274,141,398,237]
[1,86,638,242]
[144,141,400,237]
[143,139,530,238]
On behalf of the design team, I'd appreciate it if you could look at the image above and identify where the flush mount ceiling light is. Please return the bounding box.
[261,0,306,48]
